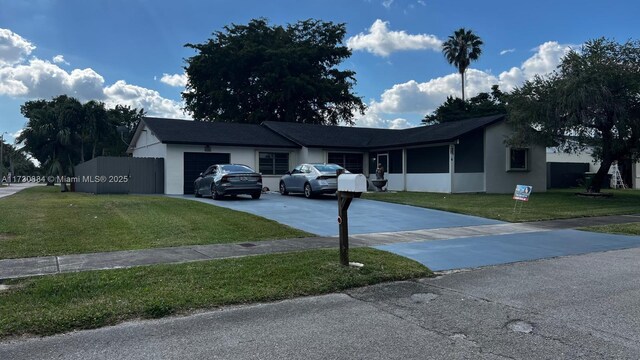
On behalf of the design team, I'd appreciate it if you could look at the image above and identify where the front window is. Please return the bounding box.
[507,148,529,171]
[259,152,289,175]
[327,152,363,174]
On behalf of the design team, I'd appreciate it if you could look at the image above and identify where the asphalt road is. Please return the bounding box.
[2,247,639,359]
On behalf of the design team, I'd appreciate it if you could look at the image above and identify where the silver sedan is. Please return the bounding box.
[279,163,347,198]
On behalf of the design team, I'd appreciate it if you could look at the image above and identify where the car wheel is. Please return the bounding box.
[279,181,289,195]
[211,185,223,200]
[251,192,261,200]
[194,184,202,197]
[304,183,314,199]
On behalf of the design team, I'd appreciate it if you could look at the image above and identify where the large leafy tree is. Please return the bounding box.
[423,85,505,124]
[18,96,144,191]
[0,140,39,178]
[19,95,83,191]
[103,105,145,155]
[183,18,366,125]
[508,38,640,193]
[442,28,483,101]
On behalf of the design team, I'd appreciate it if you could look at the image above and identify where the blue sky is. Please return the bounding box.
[1,0,639,143]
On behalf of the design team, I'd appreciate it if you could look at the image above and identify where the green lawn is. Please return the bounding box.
[0,186,311,259]
[364,189,640,222]
[582,222,640,236]
[0,248,431,338]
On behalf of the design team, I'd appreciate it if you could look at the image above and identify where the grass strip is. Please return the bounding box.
[580,222,640,236]
[0,248,431,338]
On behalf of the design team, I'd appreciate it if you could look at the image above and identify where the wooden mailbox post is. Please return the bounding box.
[336,170,367,266]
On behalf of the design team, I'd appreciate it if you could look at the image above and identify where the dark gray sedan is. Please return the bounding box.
[194,164,262,200]
[279,163,347,198]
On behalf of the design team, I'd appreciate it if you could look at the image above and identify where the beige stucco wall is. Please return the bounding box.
[484,122,546,193]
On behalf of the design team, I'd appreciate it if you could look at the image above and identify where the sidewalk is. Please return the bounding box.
[1,214,639,280]
[0,183,40,199]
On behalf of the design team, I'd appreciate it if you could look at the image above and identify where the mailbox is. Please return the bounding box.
[338,173,367,193]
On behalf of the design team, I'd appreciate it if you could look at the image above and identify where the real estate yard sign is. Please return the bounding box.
[513,185,533,201]
[513,185,532,215]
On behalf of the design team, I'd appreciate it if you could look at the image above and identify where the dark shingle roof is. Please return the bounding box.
[371,114,505,148]
[133,115,506,151]
[264,114,505,150]
[262,121,392,149]
[140,117,300,148]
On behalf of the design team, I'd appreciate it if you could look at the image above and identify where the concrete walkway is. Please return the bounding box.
[0,183,40,199]
[1,214,639,280]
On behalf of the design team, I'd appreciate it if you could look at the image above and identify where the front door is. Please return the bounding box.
[377,154,389,177]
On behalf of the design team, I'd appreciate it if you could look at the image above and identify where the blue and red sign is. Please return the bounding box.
[513,185,533,201]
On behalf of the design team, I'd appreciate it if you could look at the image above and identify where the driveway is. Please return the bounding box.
[376,229,640,271]
[175,192,640,272]
[174,193,502,236]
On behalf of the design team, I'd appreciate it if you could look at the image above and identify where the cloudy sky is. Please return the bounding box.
[1,0,638,142]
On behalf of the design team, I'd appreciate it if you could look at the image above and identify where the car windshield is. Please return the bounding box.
[313,164,343,172]
[220,165,254,173]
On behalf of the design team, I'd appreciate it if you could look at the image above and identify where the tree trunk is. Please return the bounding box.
[589,159,612,193]
[92,141,97,160]
[80,139,85,163]
[461,71,466,102]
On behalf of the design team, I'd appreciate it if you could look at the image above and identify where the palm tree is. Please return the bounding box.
[442,28,483,101]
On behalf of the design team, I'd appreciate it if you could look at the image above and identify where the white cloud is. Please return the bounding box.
[52,54,69,65]
[160,73,188,87]
[382,0,394,8]
[498,41,573,91]
[357,41,573,128]
[500,48,515,55]
[0,28,188,120]
[104,80,188,119]
[353,104,412,129]
[0,58,105,99]
[417,0,426,5]
[372,69,498,114]
[347,19,442,57]
[0,28,35,66]
[387,118,411,129]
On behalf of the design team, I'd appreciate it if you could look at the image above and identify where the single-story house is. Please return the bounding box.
[127,114,546,195]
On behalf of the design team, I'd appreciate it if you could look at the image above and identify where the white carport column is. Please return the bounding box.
[449,144,455,193]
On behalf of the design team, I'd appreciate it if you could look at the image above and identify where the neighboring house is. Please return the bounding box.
[546,147,640,189]
[128,114,546,195]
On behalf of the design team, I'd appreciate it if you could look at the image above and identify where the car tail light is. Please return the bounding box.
[220,175,230,183]
[317,176,327,180]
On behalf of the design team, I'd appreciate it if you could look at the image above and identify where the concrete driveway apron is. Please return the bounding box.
[376,229,640,271]
[174,193,501,236]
